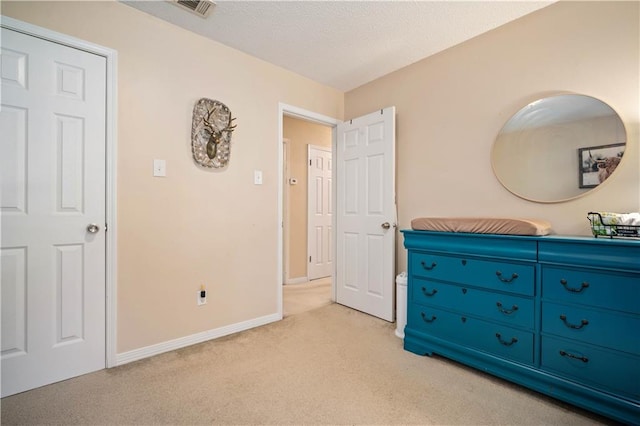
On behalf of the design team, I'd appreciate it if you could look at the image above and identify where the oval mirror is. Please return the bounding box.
[491,94,626,203]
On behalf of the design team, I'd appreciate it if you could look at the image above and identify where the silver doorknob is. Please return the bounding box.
[381,222,391,230]
[87,223,100,234]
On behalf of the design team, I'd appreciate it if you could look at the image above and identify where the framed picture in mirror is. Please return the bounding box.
[578,143,625,188]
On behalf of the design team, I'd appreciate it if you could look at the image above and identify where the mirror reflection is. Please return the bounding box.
[491,94,626,203]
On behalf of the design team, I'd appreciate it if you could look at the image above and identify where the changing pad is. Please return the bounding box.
[411,217,552,236]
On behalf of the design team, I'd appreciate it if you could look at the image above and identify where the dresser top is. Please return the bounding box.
[401,229,640,247]
[401,230,640,272]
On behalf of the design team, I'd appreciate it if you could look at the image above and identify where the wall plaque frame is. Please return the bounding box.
[191,98,236,168]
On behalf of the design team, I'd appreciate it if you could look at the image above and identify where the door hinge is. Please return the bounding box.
[309,159,312,166]
[380,109,383,115]
[309,256,311,263]
[105,223,108,232]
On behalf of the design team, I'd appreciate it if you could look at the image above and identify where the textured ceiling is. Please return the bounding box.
[123,1,554,92]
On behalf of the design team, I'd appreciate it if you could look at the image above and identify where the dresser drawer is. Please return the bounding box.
[541,336,640,401]
[542,302,640,356]
[410,252,535,296]
[407,305,534,365]
[539,238,640,272]
[541,266,640,314]
[412,278,534,329]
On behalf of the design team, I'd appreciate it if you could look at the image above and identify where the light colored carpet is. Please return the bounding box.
[1,303,610,425]
[283,277,332,317]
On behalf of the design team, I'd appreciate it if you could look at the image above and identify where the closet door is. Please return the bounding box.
[1,27,107,397]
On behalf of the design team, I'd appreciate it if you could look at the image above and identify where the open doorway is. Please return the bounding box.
[283,116,332,284]
[278,105,338,317]
[279,105,397,321]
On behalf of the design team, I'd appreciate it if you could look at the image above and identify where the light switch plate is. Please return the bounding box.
[153,159,166,177]
[254,170,263,185]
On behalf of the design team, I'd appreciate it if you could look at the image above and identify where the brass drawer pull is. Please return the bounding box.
[496,271,519,283]
[420,312,437,323]
[420,261,437,271]
[560,279,589,293]
[421,287,437,297]
[560,315,589,329]
[559,350,589,363]
[496,301,518,315]
[495,333,518,346]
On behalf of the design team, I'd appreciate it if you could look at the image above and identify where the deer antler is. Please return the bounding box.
[202,106,219,131]
[224,115,237,133]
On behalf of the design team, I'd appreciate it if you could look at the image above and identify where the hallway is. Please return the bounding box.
[283,278,332,317]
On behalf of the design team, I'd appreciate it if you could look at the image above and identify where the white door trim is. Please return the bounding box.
[1,16,119,368]
[277,103,338,317]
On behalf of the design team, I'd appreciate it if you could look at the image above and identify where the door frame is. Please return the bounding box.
[1,16,119,368]
[277,103,338,318]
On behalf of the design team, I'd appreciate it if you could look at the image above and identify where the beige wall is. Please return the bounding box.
[282,117,332,281]
[345,1,639,272]
[2,1,343,353]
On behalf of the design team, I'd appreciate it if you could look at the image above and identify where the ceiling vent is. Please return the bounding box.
[172,0,216,18]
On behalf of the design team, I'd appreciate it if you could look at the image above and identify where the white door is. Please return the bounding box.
[307,145,332,280]
[1,28,107,397]
[336,107,396,321]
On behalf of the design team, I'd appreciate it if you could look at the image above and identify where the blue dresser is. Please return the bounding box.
[402,231,640,424]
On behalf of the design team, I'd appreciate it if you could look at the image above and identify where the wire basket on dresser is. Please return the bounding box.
[587,212,640,238]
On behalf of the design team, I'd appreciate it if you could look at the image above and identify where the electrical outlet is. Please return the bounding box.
[197,291,207,306]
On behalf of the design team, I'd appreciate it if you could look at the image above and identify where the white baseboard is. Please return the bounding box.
[115,312,281,366]
[284,276,308,285]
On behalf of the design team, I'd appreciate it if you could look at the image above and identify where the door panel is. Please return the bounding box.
[1,248,27,357]
[1,28,107,397]
[366,234,384,296]
[336,107,396,321]
[0,105,27,213]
